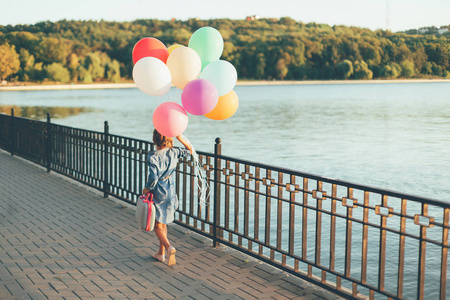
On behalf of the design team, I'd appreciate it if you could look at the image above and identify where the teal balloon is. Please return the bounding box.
[188,27,224,69]
[200,60,237,96]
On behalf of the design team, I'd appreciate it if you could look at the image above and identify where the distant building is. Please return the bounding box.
[418,28,428,34]
[438,28,449,34]
[246,15,260,22]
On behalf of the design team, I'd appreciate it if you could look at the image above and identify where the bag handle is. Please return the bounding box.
[140,192,154,231]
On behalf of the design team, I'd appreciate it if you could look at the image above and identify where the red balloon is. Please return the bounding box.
[132,37,169,64]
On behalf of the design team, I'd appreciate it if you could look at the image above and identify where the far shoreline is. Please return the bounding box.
[0,79,449,91]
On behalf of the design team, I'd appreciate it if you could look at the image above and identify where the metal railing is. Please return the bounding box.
[1,110,448,300]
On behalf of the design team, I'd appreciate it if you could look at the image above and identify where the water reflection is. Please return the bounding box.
[0,105,92,120]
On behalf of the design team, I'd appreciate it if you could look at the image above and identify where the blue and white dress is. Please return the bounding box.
[145,147,191,224]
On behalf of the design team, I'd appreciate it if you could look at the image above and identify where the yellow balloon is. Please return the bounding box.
[168,44,183,55]
[205,90,239,120]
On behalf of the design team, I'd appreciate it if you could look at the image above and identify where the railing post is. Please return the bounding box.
[103,121,109,198]
[213,137,222,247]
[10,108,14,156]
[46,113,52,172]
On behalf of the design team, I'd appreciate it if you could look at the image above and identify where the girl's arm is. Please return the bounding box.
[176,135,193,154]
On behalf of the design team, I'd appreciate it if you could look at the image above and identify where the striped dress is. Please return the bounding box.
[145,147,191,224]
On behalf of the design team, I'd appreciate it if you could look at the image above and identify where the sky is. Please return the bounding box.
[1,0,449,32]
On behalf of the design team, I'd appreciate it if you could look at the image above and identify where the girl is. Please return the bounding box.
[142,129,192,267]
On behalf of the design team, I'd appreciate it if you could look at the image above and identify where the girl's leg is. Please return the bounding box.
[154,221,176,266]
[154,221,170,254]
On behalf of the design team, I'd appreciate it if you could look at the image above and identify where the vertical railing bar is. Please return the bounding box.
[225,160,231,231]
[330,184,337,271]
[302,177,308,260]
[10,108,15,156]
[128,139,132,199]
[133,139,138,196]
[112,136,117,195]
[96,132,100,185]
[397,198,407,298]
[78,129,82,178]
[315,181,323,266]
[244,164,250,238]
[103,121,109,198]
[182,154,188,223]
[417,203,428,300]
[175,146,181,221]
[123,137,127,198]
[79,130,84,180]
[137,140,142,196]
[234,162,240,235]
[74,128,79,178]
[288,175,296,256]
[265,169,272,246]
[345,187,353,278]
[440,208,449,300]
[254,167,260,243]
[118,137,123,198]
[378,194,387,291]
[205,155,211,227]
[46,113,51,172]
[189,156,195,223]
[276,172,283,251]
[361,191,369,284]
[213,138,222,247]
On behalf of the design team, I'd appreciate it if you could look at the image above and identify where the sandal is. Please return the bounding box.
[152,253,165,263]
[167,246,176,267]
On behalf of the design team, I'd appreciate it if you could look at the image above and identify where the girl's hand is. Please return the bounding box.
[176,135,193,154]
[142,188,150,194]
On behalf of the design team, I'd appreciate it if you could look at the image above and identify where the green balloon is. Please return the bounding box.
[188,27,224,69]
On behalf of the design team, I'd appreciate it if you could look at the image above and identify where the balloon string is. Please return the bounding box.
[181,135,210,207]
[166,88,182,103]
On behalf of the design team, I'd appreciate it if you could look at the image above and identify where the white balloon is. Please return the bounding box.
[166,47,202,89]
[132,57,172,96]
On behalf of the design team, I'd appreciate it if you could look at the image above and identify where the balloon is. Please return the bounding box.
[181,79,219,115]
[168,44,183,55]
[153,102,188,138]
[132,57,172,96]
[200,60,237,96]
[132,37,169,64]
[166,47,202,89]
[205,90,239,120]
[188,27,224,69]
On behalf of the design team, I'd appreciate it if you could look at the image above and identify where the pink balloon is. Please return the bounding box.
[153,102,188,138]
[181,79,219,115]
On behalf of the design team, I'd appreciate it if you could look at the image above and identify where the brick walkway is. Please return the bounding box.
[0,150,341,300]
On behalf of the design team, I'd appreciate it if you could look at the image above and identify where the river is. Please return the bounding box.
[1,82,449,201]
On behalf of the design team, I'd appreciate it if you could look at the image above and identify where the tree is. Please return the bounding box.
[382,63,401,79]
[37,37,70,65]
[45,63,70,82]
[255,53,266,79]
[400,60,415,78]
[0,43,20,80]
[78,66,93,83]
[336,60,353,79]
[105,59,121,83]
[276,58,288,80]
[84,52,104,81]
[353,60,373,79]
[411,46,428,73]
[67,53,79,81]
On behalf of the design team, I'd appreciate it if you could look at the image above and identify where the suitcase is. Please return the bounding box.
[135,193,156,231]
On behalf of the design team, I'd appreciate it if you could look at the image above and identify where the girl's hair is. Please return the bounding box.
[153,129,173,149]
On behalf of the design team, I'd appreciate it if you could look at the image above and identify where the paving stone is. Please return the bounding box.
[0,150,341,300]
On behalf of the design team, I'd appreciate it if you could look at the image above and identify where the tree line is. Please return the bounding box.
[0,18,449,82]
